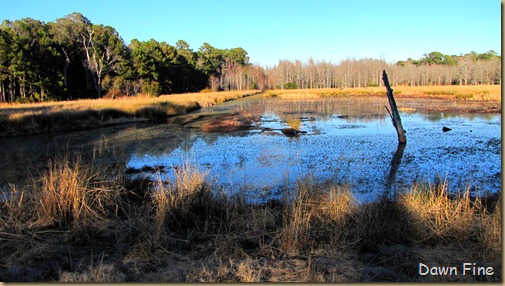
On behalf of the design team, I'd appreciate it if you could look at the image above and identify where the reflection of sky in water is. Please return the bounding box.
[128,102,501,203]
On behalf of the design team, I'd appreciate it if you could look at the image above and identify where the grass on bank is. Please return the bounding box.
[0,90,259,136]
[265,85,501,101]
[0,153,501,282]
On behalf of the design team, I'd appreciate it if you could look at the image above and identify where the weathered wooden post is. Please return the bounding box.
[382,70,407,144]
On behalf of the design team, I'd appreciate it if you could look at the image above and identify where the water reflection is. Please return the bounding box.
[125,97,500,202]
[385,143,407,200]
[0,96,501,203]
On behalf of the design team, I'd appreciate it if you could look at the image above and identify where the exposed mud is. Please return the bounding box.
[189,111,260,132]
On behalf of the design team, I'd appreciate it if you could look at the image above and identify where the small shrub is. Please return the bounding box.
[141,81,161,96]
[284,82,298,89]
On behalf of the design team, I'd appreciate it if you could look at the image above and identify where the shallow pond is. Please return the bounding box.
[0,95,501,203]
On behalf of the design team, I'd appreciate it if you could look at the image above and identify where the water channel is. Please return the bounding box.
[0,94,501,203]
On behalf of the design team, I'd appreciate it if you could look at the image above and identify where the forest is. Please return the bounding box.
[0,12,501,103]
[266,50,501,90]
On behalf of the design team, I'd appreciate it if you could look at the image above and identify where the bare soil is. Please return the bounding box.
[189,111,260,132]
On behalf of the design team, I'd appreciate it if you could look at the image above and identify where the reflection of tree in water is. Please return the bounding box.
[384,143,406,200]
[264,97,388,124]
[107,124,200,157]
[395,97,499,122]
[421,111,496,122]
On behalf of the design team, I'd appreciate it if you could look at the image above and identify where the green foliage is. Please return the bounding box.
[284,82,298,89]
[0,13,255,103]
[422,51,445,65]
[141,80,161,96]
[130,39,207,94]
[477,50,500,61]
[0,12,499,103]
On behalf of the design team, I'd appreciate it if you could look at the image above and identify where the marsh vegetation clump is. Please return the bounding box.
[0,153,501,282]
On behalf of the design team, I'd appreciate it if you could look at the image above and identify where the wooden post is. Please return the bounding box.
[382,70,406,144]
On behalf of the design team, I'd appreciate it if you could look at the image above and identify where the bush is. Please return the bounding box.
[284,82,298,89]
[142,81,161,96]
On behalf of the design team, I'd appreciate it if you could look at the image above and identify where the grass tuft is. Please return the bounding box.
[400,181,483,244]
[0,153,501,282]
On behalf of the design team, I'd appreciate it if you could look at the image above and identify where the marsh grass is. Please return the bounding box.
[151,161,213,238]
[265,85,501,101]
[0,154,501,282]
[0,90,259,136]
[400,181,479,244]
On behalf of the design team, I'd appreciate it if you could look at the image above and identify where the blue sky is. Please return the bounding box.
[1,0,501,67]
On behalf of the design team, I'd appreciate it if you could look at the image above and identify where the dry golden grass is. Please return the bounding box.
[277,177,362,256]
[151,160,210,239]
[59,261,125,282]
[265,85,501,101]
[37,154,105,226]
[0,154,501,282]
[0,90,259,136]
[478,198,501,254]
[400,181,481,243]
[0,153,125,232]
[0,90,259,114]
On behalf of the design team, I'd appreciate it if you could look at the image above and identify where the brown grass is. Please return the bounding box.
[277,177,359,255]
[265,85,501,101]
[0,90,260,136]
[400,181,478,243]
[0,154,501,282]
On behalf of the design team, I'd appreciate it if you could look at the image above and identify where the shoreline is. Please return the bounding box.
[0,86,501,138]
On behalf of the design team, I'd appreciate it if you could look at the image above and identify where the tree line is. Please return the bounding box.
[0,12,500,103]
[265,50,501,90]
[0,12,267,103]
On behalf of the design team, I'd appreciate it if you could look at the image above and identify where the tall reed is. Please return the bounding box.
[278,177,360,255]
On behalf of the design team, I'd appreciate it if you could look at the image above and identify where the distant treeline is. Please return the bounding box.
[265,51,501,90]
[0,12,501,103]
[0,12,266,103]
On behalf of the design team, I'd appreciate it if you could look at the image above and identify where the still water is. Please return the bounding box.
[0,95,501,203]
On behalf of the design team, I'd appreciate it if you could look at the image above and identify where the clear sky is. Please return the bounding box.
[1,0,501,67]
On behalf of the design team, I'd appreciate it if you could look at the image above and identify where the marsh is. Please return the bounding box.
[1,94,500,203]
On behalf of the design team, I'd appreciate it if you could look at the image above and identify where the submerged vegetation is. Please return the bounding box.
[0,153,500,282]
